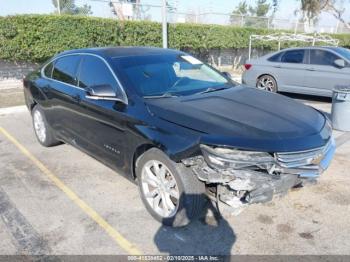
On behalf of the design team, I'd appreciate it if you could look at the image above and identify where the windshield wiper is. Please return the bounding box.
[198,86,229,95]
[144,92,178,99]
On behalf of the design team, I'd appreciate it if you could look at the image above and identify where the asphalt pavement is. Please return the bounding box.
[0,96,349,255]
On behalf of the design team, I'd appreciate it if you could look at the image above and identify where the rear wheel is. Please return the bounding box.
[256,75,277,92]
[136,148,206,227]
[32,105,60,147]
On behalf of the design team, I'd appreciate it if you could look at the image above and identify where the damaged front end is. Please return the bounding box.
[182,137,336,215]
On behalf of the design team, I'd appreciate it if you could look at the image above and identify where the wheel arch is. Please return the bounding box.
[132,143,156,180]
[131,140,195,180]
[29,100,37,112]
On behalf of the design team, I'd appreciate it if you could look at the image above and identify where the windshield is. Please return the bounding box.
[330,47,350,61]
[113,54,230,97]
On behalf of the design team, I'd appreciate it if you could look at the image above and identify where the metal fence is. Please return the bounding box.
[9,0,350,34]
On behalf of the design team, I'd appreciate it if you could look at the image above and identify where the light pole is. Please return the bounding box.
[162,0,168,48]
[57,0,61,15]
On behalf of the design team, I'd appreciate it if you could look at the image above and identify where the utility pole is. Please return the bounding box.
[57,0,61,15]
[162,0,168,48]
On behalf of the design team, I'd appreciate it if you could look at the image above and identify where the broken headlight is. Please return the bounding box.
[200,144,275,170]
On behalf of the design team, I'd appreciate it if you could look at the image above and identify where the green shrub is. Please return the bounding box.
[0,14,349,62]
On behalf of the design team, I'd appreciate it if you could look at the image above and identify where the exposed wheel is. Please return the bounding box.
[32,105,60,147]
[256,75,277,92]
[136,148,206,227]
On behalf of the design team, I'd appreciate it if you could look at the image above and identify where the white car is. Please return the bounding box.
[242,46,350,97]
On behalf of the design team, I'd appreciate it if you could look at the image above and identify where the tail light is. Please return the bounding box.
[244,64,252,70]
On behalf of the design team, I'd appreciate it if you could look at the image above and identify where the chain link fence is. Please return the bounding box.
[48,0,350,34]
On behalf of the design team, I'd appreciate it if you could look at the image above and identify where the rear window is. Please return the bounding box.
[281,50,305,64]
[268,52,283,62]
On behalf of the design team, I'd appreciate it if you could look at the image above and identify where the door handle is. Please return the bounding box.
[306,68,316,71]
[273,65,282,68]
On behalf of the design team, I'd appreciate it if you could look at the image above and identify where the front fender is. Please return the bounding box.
[134,124,201,162]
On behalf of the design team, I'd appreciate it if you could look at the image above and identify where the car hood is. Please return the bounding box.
[145,86,330,152]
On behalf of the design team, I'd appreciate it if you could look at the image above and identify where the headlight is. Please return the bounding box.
[200,144,275,170]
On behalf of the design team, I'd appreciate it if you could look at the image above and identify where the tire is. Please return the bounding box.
[256,75,278,93]
[136,148,206,227]
[31,105,60,147]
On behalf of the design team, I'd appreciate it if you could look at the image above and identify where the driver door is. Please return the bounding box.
[304,49,350,96]
[70,54,129,169]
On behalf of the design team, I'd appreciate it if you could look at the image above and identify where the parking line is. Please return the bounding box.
[0,126,142,255]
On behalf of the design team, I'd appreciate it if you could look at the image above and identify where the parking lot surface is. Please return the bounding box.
[0,96,350,255]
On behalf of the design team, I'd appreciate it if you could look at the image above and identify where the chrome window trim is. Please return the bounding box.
[41,52,128,105]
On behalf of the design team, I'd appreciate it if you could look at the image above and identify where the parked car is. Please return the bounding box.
[242,46,350,97]
[24,47,335,227]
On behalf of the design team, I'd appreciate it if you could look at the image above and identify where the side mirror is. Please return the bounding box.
[334,59,345,68]
[222,71,232,79]
[86,84,124,103]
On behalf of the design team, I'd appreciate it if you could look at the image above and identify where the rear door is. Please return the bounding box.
[45,55,82,140]
[304,49,350,96]
[271,49,307,92]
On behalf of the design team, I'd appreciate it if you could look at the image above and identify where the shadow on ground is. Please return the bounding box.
[154,195,236,255]
[282,92,332,103]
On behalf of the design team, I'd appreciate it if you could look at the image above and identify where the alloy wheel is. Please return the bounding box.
[33,110,46,143]
[141,160,180,218]
[257,76,276,92]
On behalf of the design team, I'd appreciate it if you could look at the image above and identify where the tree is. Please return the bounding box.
[52,0,92,15]
[230,0,278,27]
[298,0,350,29]
[249,0,271,17]
[230,0,248,24]
[232,0,249,15]
[110,0,152,21]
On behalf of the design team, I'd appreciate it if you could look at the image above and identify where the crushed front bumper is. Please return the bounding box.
[182,137,336,213]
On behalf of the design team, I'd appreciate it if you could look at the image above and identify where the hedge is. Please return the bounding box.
[0,14,349,63]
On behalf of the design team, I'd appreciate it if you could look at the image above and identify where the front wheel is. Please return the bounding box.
[256,75,277,92]
[136,148,206,227]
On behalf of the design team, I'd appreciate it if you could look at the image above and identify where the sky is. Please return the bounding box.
[0,0,348,32]
[0,0,300,18]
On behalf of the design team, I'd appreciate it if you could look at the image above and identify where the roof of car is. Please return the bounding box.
[276,46,342,52]
[58,46,184,59]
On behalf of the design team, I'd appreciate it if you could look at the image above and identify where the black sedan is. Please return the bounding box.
[23,47,335,226]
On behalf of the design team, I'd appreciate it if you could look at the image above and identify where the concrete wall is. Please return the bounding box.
[0,60,38,80]
[0,60,38,89]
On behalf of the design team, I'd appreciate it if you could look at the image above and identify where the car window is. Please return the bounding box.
[310,49,340,66]
[78,55,122,94]
[113,54,229,97]
[331,47,350,61]
[52,55,80,85]
[281,50,305,64]
[43,62,54,78]
[268,52,283,62]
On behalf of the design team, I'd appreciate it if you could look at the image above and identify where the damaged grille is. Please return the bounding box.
[275,138,333,169]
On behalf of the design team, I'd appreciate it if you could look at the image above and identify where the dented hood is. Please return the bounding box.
[145,86,330,152]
